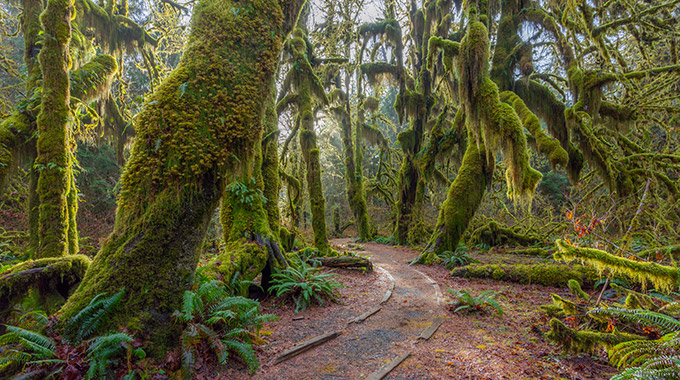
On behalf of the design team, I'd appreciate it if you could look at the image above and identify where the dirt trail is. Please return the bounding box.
[247,241,615,380]
[256,240,445,379]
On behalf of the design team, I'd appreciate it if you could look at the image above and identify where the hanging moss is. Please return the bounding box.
[360,123,387,147]
[554,240,680,293]
[35,0,75,259]
[547,318,645,354]
[358,19,401,45]
[74,0,157,56]
[59,0,305,354]
[69,54,118,103]
[500,91,568,169]
[427,36,460,72]
[360,63,401,87]
[451,262,599,288]
[513,79,583,183]
[0,113,33,193]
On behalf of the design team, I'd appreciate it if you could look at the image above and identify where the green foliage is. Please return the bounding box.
[537,171,570,207]
[64,288,124,344]
[437,246,478,269]
[226,178,267,208]
[447,288,505,317]
[270,256,342,313]
[0,289,141,379]
[374,235,396,245]
[173,278,276,377]
[75,144,120,215]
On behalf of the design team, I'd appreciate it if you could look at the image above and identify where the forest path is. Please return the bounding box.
[257,239,446,379]
[249,241,615,380]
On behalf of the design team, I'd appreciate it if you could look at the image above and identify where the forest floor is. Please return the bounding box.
[207,240,617,379]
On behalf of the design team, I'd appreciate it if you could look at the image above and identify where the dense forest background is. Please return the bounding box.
[1,0,680,378]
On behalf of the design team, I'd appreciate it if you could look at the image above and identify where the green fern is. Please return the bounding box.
[65,288,125,344]
[447,289,505,317]
[85,332,135,380]
[0,288,141,379]
[270,260,342,313]
[437,249,477,269]
[173,278,277,378]
[589,307,680,335]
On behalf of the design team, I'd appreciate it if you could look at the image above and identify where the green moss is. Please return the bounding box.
[198,241,268,284]
[427,36,460,72]
[550,294,579,315]
[547,318,645,354]
[468,220,541,247]
[568,279,590,301]
[0,255,90,321]
[418,135,489,260]
[69,54,118,103]
[500,91,568,169]
[59,0,304,355]
[279,227,295,252]
[554,240,680,292]
[492,268,505,281]
[35,0,75,259]
[451,263,599,288]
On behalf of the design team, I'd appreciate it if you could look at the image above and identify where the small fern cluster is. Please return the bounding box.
[173,278,277,378]
[446,288,505,317]
[0,289,144,379]
[437,245,477,269]
[270,255,342,313]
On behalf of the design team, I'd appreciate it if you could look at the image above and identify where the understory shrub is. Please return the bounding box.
[173,278,276,378]
[270,255,342,313]
[0,289,144,379]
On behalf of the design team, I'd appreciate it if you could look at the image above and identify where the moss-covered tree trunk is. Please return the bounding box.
[300,120,330,254]
[418,136,490,262]
[23,0,44,254]
[60,0,303,353]
[262,83,281,234]
[35,0,75,259]
[337,72,371,242]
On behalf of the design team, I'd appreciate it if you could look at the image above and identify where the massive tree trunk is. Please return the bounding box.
[35,0,75,258]
[60,0,303,353]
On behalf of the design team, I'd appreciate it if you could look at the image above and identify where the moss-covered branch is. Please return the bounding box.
[555,240,680,292]
[500,91,568,169]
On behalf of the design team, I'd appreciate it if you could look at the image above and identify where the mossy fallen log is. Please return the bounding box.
[0,255,90,324]
[318,256,373,272]
[468,221,541,247]
[451,263,599,288]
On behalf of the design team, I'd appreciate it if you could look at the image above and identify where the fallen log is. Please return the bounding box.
[318,256,373,272]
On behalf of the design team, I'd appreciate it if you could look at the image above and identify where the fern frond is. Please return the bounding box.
[589,308,680,334]
[223,339,259,374]
[67,288,125,343]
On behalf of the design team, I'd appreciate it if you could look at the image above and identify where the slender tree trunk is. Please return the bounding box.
[60,0,303,353]
[35,0,74,258]
[23,0,44,255]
